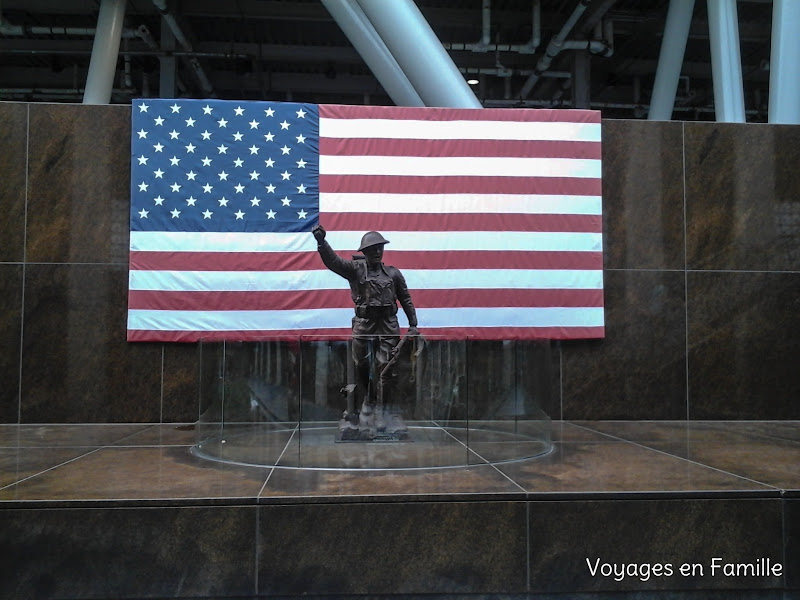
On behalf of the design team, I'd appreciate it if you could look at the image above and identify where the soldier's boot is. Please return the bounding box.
[358,400,375,429]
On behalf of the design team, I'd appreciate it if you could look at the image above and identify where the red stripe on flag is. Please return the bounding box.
[128,288,604,311]
[319,104,601,123]
[411,326,605,339]
[319,137,602,159]
[130,250,604,272]
[130,250,322,272]
[128,325,604,343]
[127,328,355,343]
[128,289,352,311]
[323,212,602,233]
[319,174,602,195]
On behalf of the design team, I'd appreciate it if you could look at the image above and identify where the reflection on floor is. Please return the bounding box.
[1,420,797,501]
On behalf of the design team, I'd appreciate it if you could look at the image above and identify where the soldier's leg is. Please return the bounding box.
[375,334,403,430]
[351,336,371,407]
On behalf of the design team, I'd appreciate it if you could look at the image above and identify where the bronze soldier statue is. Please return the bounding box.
[312,224,418,437]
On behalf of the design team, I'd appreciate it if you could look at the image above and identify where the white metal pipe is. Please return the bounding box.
[768,0,800,123]
[82,0,126,104]
[519,0,591,99]
[321,0,423,106]
[649,0,695,120]
[530,0,541,51]
[160,15,177,98]
[480,0,491,47]
[707,0,745,122]
[0,23,141,37]
[356,0,481,108]
[562,38,611,55]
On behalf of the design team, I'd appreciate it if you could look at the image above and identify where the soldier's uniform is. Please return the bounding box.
[316,232,417,418]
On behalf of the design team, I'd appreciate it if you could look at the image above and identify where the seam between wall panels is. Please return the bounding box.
[682,121,690,421]
[18,103,30,424]
[160,345,165,423]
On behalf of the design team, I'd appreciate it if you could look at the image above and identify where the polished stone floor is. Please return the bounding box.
[0,420,797,504]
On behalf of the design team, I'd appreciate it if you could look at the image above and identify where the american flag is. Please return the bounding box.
[128,98,603,342]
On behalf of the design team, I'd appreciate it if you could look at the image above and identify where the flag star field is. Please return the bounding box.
[130,100,318,233]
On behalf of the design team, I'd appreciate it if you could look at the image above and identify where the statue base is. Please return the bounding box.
[335,410,411,442]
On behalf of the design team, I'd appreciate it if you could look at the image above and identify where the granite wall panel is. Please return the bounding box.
[787,498,800,590]
[162,343,202,423]
[528,498,784,593]
[21,263,162,423]
[26,103,130,264]
[561,269,687,419]
[257,501,528,594]
[0,505,257,599]
[0,102,27,263]
[602,119,685,270]
[685,122,800,272]
[0,265,23,423]
[687,271,800,419]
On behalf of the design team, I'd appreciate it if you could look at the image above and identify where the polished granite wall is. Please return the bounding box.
[1,102,798,423]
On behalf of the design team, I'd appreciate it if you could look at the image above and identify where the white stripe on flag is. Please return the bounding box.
[129,268,604,292]
[130,230,603,253]
[319,118,602,142]
[127,306,605,332]
[319,193,603,215]
[319,155,601,179]
[130,231,314,252]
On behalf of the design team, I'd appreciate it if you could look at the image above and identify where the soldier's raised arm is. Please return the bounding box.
[312,225,355,279]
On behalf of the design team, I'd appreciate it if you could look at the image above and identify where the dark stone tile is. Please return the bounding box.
[0,446,93,488]
[655,438,800,490]
[573,420,714,443]
[260,463,524,498]
[529,592,784,600]
[788,499,800,589]
[277,425,484,469]
[561,270,687,419]
[110,424,197,446]
[685,122,800,271]
[0,505,256,599]
[497,441,770,494]
[0,446,267,501]
[551,421,619,443]
[468,340,558,421]
[26,103,130,264]
[0,423,149,447]
[20,263,162,423]
[528,498,784,593]
[198,340,224,419]
[687,271,800,419]
[712,421,800,444]
[575,421,800,490]
[602,119,685,270]
[162,342,201,423]
[258,501,527,594]
[0,102,27,263]
[0,264,23,423]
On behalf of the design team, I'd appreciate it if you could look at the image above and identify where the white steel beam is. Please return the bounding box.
[707,0,745,122]
[82,0,126,104]
[768,0,800,123]
[649,0,695,120]
[356,0,481,108]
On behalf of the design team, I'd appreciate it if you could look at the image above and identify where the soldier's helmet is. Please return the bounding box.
[358,231,390,251]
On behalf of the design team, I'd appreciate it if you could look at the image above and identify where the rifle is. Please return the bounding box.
[377,331,424,409]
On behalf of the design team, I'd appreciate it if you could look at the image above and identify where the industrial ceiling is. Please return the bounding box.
[0,0,775,120]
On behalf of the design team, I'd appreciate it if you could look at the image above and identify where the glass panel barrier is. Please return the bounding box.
[195,336,552,469]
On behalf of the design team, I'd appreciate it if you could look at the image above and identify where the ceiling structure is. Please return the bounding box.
[0,0,776,121]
